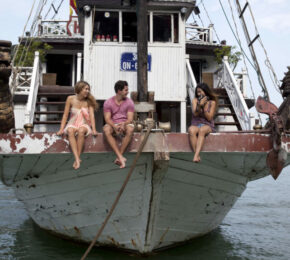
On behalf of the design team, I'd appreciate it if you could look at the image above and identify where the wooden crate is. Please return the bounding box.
[42,73,57,85]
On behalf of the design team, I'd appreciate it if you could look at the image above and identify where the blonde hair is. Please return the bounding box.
[74,81,98,110]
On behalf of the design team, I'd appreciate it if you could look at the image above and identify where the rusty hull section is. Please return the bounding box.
[0,132,288,155]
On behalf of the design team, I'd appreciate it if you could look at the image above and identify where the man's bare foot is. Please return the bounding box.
[114,158,121,166]
[118,157,126,168]
[193,155,201,163]
[114,157,127,168]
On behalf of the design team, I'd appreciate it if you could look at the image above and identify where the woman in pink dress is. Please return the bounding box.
[57,81,98,169]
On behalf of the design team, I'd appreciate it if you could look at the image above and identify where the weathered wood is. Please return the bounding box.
[137,0,148,121]
[0,40,14,133]
[0,40,12,48]
[0,51,11,62]
[134,102,156,113]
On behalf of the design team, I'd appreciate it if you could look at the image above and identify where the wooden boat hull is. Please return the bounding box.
[0,133,289,253]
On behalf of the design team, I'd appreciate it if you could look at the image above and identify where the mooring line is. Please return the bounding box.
[81,125,153,260]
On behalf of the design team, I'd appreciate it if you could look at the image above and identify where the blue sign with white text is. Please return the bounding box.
[120,52,151,71]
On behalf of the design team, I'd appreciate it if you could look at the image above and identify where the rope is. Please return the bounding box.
[44,0,57,19]
[11,0,38,66]
[245,2,282,94]
[227,0,262,123]
[200,0,221,43]
[19,0,48,67]
[51,0,64,19]
[81,125,154,260]
[218,0,271,101]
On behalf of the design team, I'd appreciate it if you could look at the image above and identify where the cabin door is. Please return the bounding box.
[190,61,202,84]
[46,54,74,86]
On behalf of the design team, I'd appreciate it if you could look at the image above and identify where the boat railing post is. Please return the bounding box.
[208,24,213,43]
[77,52,82,82]
[25,51,40,125]
[222,56,251,130]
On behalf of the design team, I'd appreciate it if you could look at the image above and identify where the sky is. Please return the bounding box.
[0,0,289,109]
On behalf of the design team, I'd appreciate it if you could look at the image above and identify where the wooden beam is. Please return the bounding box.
[137,0,148,104]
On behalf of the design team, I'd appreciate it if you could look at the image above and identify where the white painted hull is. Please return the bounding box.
[1,150,276,253]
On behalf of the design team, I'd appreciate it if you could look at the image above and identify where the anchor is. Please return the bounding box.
[256,96,287,179]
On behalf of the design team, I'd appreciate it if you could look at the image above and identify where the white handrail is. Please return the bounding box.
[25,52,40,125]
[222,56,251,130]
[185,57,197,110]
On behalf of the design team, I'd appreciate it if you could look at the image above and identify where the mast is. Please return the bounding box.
[235,0,270,101]
[136,0,148,120]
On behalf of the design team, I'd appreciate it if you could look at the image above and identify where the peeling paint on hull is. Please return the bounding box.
[0,133,290,253]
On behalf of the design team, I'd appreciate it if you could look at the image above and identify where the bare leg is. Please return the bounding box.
[120,125,134,155]
[193,125,212,163]
[188,126,199,159]
[67,128,81,169]
[76,127,88,169]
[103,125,126,168]
[77,127,88,156]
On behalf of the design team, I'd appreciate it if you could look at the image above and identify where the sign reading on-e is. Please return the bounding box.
[120,52,151,71]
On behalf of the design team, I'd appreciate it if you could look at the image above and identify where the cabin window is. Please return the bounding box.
[122,12,150,42]
[173,13,179,43]
[122,12,137,42]
[93,11,119,42]
[153,14,171,42]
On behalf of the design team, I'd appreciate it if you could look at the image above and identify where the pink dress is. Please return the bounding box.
[64,107,92,135]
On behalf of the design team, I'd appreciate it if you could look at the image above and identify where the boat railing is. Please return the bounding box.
[25,52,41,125]
[37,17,82,37]
[38,20,68,36]
[9,67,34,96]
[185,24,213,43]
[186,56,197,109]
[217,56,251,130]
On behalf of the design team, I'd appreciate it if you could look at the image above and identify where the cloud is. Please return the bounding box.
[258,12,290,33]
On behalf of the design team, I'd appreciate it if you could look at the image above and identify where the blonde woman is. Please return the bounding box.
[57,81,98,169]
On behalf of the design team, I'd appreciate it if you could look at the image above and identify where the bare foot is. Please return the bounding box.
[73,161,76,168]
[73,159,81,169]
[118,157,126,168]
[114,158,121,166]
[114,157,127,168]
[193,155,201,163]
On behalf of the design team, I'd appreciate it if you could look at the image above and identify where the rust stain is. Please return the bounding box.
[10,138,17,150]
[19,148,26,153]
[131,239,137,248]
[73,226,81,235]
[158,227,170,246]
[107,236,120,247]
[44,137,49,147]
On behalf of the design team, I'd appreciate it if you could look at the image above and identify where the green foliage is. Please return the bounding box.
[214,45,241,70]
[13,41,52,67]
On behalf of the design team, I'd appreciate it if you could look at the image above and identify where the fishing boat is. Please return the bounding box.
[0,0,290,254]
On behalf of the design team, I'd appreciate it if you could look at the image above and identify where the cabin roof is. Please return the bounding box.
[186,40,223,56]
[76,0,196,8]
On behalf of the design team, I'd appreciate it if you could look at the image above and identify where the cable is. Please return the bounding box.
[227,0,262,123]
[51,0,64,19]
[245,2,282,94]
[200,0,221,43]
[11,0,38,66]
